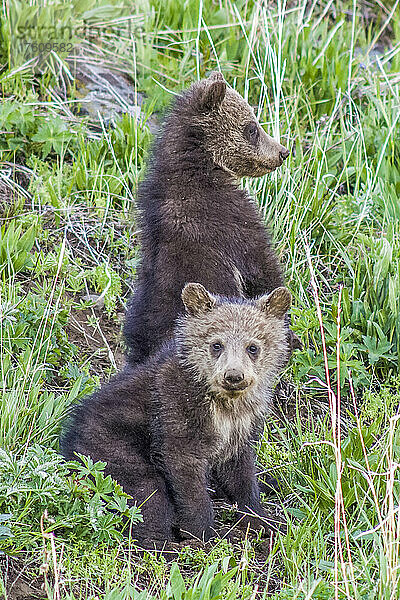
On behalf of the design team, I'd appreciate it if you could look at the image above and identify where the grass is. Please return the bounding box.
[1,0,400,598]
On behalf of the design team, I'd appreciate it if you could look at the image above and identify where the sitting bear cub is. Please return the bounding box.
[61,283,291,544]
[124,71,300,365]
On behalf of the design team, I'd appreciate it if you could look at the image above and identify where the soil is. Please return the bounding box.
[66,302,126,379]
[1,555,46,600]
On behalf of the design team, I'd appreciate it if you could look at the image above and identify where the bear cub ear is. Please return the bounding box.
[197,72,226,112]
[257,287,292,318]
[182,283,217,316]
[207,71,225,82]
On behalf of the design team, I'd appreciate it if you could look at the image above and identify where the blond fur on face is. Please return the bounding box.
[177,283,291,456]
[179,283,290,401]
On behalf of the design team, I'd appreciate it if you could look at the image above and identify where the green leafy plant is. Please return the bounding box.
[0,514,12,546]
[86,263,122,316]
[0,221,36,276]
[0,446,142,552]
[32,116,74,158]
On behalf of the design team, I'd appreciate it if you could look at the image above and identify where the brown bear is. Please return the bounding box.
[61,283,291,544]
[124,71,300,365]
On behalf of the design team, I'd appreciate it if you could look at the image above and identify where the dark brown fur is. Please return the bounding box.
[124,72,299,365]
[61,284,290,544]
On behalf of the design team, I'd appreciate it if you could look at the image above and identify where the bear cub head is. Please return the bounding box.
[184,71,289,177]
[178,283,291,402]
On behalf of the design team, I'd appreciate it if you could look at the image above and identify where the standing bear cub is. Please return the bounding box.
[61,283,291,544]
[124,71,300,365]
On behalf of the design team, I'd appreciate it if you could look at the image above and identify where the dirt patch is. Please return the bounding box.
[1,555,46,600]
[66,303,126,379]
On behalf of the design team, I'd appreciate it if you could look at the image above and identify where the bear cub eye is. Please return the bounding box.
[246,344,259,356]
[244,122,260,144]
[211,341,224,354]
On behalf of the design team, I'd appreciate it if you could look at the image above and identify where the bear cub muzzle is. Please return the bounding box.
[61,283,291,545]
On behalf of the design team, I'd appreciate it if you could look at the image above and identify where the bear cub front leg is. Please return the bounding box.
[212,447,268,530]
[162,447,214,541]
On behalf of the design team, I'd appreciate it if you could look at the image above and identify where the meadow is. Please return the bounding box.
[1,0,400,598]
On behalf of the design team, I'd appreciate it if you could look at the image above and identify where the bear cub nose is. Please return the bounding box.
[279,147,290,162]
[224,369,245,385]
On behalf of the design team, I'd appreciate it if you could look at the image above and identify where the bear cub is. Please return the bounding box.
[61,283,291,544]
[124,71,300,365]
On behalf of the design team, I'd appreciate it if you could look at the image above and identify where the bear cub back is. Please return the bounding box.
[61,284,291,544]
